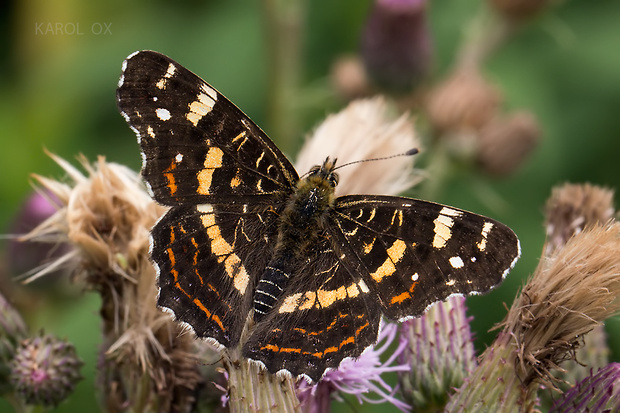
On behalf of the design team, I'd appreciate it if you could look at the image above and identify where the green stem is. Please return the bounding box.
[260,0,306,154]
[5,393,34,413]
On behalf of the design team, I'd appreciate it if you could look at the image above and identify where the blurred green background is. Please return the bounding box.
[1,0,620,411]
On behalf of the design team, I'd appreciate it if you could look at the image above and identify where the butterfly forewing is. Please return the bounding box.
[117,51,298,206]
[332,196,520,320]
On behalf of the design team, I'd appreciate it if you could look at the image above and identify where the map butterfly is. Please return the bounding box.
[116,50,520,382]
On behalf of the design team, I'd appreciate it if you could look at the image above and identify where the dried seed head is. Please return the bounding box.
[476,111,540,176]
[544,183,615,257]
[426,69,501,134]
[506,222,620,388]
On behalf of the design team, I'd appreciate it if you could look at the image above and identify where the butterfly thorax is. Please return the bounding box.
[252,159,338,320]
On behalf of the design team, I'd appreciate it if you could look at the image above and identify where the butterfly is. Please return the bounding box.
[116,50,520,382]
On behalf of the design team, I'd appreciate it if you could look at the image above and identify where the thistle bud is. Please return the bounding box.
[398,296,477,409]
[361,0,432,94]
[9,333,83,407]
[0,293,28,395]
[0,294,28,359]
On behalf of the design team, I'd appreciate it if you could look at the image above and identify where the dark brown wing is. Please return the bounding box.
[155,202,280,347]
[332,195,520,320]
[117,50,298,206]
[243,244,382,382]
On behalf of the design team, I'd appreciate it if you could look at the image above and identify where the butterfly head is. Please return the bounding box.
[306,157,339,188]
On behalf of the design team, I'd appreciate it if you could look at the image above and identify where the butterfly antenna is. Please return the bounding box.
[333,148,419,171]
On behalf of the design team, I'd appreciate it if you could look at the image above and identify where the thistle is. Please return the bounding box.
[0,293,29,396]
[398,296,477,410]
[551,363,620,413]
[361,0,432,94]
[9,332,83,407]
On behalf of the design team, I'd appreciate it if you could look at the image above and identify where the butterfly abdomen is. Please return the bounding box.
[253,164,337,320]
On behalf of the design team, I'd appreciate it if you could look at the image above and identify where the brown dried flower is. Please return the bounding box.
[26,154,210,412]
[544,183,615,257]
[510,222,620,387]
[542,183,615,393]
[426,69,502,134]
[476,111,540,176]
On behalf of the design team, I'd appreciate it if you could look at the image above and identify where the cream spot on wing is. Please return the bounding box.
[432,214,454,249]
[298,292,316,311]
[370,239,407,282]
[346,283,360,298]
[344,227,358,236]
[386,239,407,263]
[279,293,302,313]
[477,222,494,252]
[439,207,462,217]
[156,108,171,121]
[156,63,177,89]
[186,85,218,126]
[358,279,370,293]
[256,151,266,168]
[449,256,465,269]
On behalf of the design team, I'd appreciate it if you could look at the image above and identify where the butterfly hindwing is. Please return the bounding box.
[117,50,298,206]
[154,202,280,347]
[243,245,382,381]
[333,196,520,320]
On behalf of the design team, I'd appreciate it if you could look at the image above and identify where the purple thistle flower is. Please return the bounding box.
[298,321,411,412]
[551,363,620,413]
[8,190,70,280]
